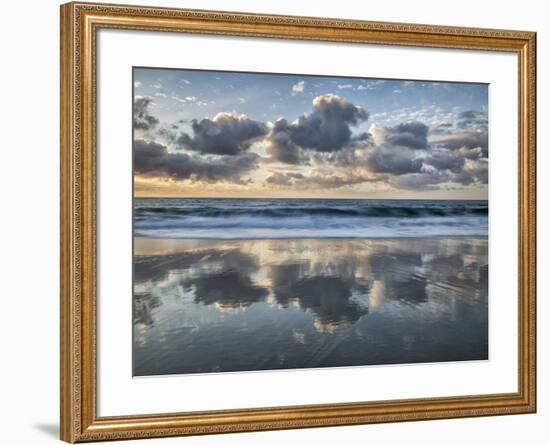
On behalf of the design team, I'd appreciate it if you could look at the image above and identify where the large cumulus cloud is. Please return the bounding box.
[315,115,488,190]
[134,139,258,182]
[267,94,369,163]
[176,112,268,155]
[316,121,429,177]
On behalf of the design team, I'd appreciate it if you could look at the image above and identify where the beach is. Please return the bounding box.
[133,235,488,376]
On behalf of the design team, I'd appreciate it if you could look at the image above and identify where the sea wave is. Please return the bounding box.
[135,205,488,219]
[133,198,488,239]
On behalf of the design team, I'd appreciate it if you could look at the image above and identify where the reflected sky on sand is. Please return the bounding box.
[133,237,488,376]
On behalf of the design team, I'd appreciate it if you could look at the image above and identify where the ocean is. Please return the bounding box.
[134,198,488,239]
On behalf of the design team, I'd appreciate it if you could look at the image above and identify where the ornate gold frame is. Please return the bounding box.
[60,1,536,442]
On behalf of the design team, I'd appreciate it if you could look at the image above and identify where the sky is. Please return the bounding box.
[133,67,488,199]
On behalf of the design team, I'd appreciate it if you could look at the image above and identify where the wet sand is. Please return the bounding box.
[133,236,488,376]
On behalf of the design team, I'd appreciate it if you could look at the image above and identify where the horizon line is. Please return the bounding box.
[133,195,488,201]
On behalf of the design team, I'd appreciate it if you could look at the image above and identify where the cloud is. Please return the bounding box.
[267,94,369,163]
[266,169,375,190]
[357,80,385,91]
[176,112,268,156]
[266,172,305,186]
[462,158,488,184]
[432,130,488,154]
[457,110,488,130]
[291,80,305,95]
[389,171,450,190]
[265,119,305,164]
[388,156,488,190]
[264,109,488,191]
[133,96,159,131]
[435,122,454,131]
[366,148,423,175]
[457,146,484,160]
[133,83,488,194]
[308,117,487,190]
[459,110,481,120]
[301,172,375,189]
[429,109,488,157]
[134,139,258,182]
[373,122,429,150]
[424,150,465,173]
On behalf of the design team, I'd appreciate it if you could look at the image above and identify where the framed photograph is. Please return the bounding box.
[60,2,536,442]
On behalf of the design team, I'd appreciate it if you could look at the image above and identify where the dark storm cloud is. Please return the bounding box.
[176,112,268,155]
[134,96,159,130]
[134,139,258,182]
[267,94,369,163]
[383,122,429,149]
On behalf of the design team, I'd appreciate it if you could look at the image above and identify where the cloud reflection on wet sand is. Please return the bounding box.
[133,237,488,376]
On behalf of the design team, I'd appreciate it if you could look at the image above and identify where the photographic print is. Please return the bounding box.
[132,67,489,376]
[61,5,536,440]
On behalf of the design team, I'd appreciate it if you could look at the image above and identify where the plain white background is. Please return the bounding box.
[0,0,546,443]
